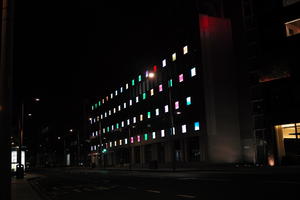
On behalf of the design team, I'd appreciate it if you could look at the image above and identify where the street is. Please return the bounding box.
[27,167,300,200]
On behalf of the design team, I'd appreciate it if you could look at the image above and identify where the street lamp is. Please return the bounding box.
[17,97,40,178]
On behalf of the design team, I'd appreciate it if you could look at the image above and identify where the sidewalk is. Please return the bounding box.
[11,173,42,200]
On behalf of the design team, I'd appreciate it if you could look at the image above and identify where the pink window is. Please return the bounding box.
[137,135,141,142]
[130,137,134,144]
[159,84,163,92]
[175,101,179,110]
[179,74,184,82]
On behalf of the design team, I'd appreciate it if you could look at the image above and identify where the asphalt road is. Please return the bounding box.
[28,167,300,200]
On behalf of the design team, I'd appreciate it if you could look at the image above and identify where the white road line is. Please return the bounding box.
[145,189,161,194]
[176,194,196,199]
[127,186,137,190]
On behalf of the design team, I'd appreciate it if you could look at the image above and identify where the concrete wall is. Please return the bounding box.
[199,15,241,163]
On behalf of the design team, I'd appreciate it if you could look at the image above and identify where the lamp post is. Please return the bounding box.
[17,97,40,178]
[69,129,80,166]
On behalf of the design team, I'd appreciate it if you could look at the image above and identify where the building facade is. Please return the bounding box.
[87,12,243,168]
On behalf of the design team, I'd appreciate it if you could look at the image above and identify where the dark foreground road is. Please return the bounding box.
[28,167,300,200]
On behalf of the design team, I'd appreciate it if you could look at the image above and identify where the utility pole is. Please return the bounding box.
[0,0,14,199]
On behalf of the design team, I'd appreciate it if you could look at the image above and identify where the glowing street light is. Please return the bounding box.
[148,72,155,78]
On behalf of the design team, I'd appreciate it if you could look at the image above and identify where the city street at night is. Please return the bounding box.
[26,167,300,200]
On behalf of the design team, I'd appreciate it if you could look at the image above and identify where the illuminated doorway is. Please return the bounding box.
[275,123,300,164]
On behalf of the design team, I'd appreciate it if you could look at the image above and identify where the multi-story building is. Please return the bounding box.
[87,3,244,168]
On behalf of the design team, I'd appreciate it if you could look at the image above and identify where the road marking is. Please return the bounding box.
[127,186,137,190]
[176,194,196,199]
[145,189,161,194]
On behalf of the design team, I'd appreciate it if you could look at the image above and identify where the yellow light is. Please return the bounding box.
[281,123,295,128]
[149,72,155,78]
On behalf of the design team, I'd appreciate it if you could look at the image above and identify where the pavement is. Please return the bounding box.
[11,173,42,200]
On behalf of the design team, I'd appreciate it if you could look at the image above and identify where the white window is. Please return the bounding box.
[191,67,196,77]
[119,139,122,145]
[121,121,125,127]
[111,125,114,131]
[126,83,129,89]
[101,114,103,119]
[114,141,117,147]
[155,108,159,116]
[120,87,123,93]
[124,102,127,109]
[115,90,118,96]
[105,112,107,118]
[118,105,121,111]
[162,59,166,67]
[145,70,149,77]
[113,108,116,113]
[182,124,187,133]
[140,114,143,121]
[103,128,105,134]
[110,142,112,147]
[161,129,165,137]
[133,117,136,124]
[124,138,128,145]
[136,96,139,103]
[129,99,133,106]
[183,45,188,54]
[127,119,130,125]
[111,93,113,99]
[150,89,154,96]
[96,131,98,136]
[152,132,156,139]
[109,110,111,116]
[164,105,169,113]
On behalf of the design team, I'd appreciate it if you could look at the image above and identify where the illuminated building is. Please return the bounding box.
[87,3,243,168]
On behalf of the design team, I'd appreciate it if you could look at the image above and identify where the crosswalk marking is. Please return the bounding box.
[176,194,196,199]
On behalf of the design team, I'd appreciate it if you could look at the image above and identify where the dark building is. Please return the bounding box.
[87,1,243,168]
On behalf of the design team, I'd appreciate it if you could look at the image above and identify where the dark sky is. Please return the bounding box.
[13,0,193,133]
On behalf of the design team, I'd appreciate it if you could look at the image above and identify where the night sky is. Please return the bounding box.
[13,1,194,134]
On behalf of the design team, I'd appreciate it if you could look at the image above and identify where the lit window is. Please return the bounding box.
[92,105,94,110]
[116,123,119,129]
[118,105,121,111]
[144,133,148,141]
[119,140,122,146]
[183,45,188,54]
[186,97,191,106]
[124,102,127,109]
[125,138,128,145]
[90,146,93,151]
[101,114,103,119]
[152,132,156,139]
[168,79,173,87]
[105,112,107,117]
[150,89,154,96]
[172,53,176,61]
[126,83,129,89]
[111,93,113,99]
[145,70,149,78]
[172,127,176,135]
[194,122,200,131]
[132,79,135,86]
[162,59,166,67]
[102,99,105,104]
[103,128,105,134]
[120,87,123,93]
[97,116,99,121]
[96,131,98,136]
[182,124,187,133]
[155,108,159,116]
[110,142,112,148]
[121,121,124,127]
[106,143,108,148]
[115,90,118,96]
[164,105,169,113]
[179,74,184,82]
[127,119,130,125]
[147,111,151,119]
[137,135,141,142]
[109,110,111,115]
[161,129,165,137]
[175,101,179,110]
[111,125,114,131]
[143,92,146,100]
[133,117,136,123]
[93,118,96,123]
[159,84,163,92]
[113,108,116,113]
[92,132,94,137]
[285,18,300,37]
[130,137,134,144]
[140,114,143,121]
[106,96,109,101]
[98,101,101,107]
[129,99,133,106]
[138,75,142,82]
[114,141,117,147]
[107,126,110,132]
[191,67,196,77]
[136,96,139,103]
[95,103,97,109]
